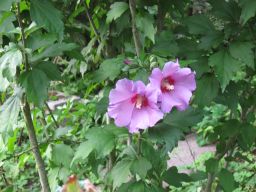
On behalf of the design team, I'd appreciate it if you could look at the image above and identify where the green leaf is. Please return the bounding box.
[141,141,167,174]
[0,87,22,133]
[199,31,223,50]
[96,96,108,115]
[164,107,203,130]
[0,72,10,92]
[71,141,94,164]
[216,82,239,113]
[20,68,49,106]
[30,0,64,40]
[118,181,147,192]
[148,123,183,151]
[24,22,42,37]
[127,181,145,192]
[48,168,60,191]
[93,56,124,82]
[229,42,254,69]
[27,33,57,51]
[205,158,219,174]
[133,69,149,84]
[72,125,127,164]
[190,171,207,181]
[209,0,240,21]
[162,166,191,187]
[195,74,219,106]
[239,0,256,25]
[0,43,22,77]
[0,0,15,11]
[136,14,156,43]
[209,50,241,91]
[110,159,132,189]
[85,127,116,157]
[152,31,179,57]
[177,38,202,59]
[131,157,152,179]
[34,61,61,81]
[217,120,241,141]
[238,123,256,150]
[185,15,215,35]
[106,2,129,23]
[190,57,210,78]
[218,169,237,192]
[31,43,78,63]
[0,11,15,34]
[51,144,74,167]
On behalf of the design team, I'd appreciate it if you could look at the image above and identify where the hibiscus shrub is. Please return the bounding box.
[0,0,256,192]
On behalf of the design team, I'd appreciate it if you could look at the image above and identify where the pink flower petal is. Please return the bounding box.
[172,85,192,110]
[108,99,135,127]
[162,61,179,77]
[173,68,196,91]
[108,78,163,133]
[160,85,192,112]
[133,80,146,94]
[149,68,163,88]
[109,79,134,105]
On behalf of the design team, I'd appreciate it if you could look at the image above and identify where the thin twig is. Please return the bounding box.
[1,172,9,186]
[137,132,142,155]
[185,136,197,170]
[2,137,81,162]
[203,136,237,192]
[45,102,59,128]
[127,133,132,146]
[81,0,101,43]
[129,0,142,57]
[16,4,29,71]
[17,128,24,146]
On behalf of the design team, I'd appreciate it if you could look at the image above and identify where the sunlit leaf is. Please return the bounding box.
[106,2,129,23]
[0,87,23,133]
[0,43,22,77]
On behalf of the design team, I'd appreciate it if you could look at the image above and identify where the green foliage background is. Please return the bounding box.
[0,0,255,191]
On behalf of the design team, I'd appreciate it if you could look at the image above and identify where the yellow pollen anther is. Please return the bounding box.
[162,81,175,91]
[135,95,143,109]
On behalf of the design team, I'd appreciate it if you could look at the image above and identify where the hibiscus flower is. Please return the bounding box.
[108,79,163,133]
[149,60,196,113]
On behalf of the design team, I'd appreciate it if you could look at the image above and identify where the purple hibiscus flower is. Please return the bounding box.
[149,60,196,113]
[108,79,164,133]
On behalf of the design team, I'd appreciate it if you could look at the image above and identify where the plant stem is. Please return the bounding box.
[129,0,142,57]
[82,0,101,43]
[22,101,50,192]
[127,133,132,146]
[17,3,50,191]
[202,137,236,192]
[137,132,142,155]
[1,172,9,186]
[45,101,59,128]
[16,4,29,71]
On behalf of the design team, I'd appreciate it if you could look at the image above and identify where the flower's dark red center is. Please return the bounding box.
[67,175,77,184]
[161,76,175,92]
[131,94,148,109]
